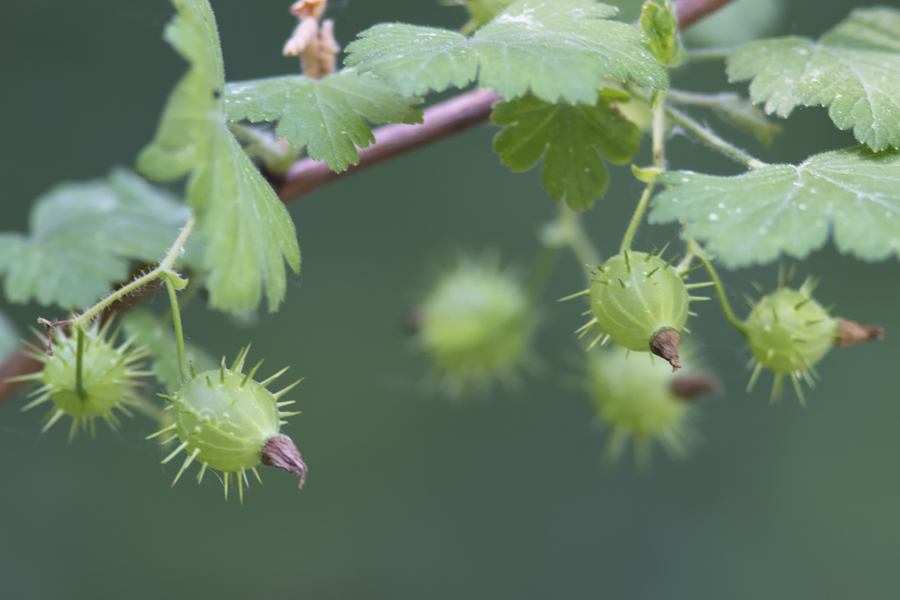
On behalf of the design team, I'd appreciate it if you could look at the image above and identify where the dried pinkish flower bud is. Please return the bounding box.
[283,17,319,57]
[283,1,338,79]
[314,19,340,77]
[290,0,326,21]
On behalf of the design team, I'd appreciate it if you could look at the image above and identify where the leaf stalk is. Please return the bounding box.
[686,48,732,61]
[665,104,768,169]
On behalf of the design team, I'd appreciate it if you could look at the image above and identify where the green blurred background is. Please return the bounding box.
[2,1,899,598]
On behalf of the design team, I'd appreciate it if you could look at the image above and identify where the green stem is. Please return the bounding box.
[665,104,768,169]
[619,184,655,254]
[666,89,736,107]
[525,244,562,303]
[687,48,732,61]
[165,275,189,381]
[73,216,196,328]
[619,92,666,254]
[161,271,202,324]
[177,273,203,313]
[560,205,601,269]
[652,91,667,170]
[75,327,86,400]
[693,246,747,336]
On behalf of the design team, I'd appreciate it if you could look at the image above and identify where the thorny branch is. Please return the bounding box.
[0,0,738,403]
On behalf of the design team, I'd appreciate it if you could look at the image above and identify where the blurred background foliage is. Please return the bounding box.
[1,0,898,598]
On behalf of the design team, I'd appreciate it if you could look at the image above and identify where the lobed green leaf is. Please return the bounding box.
[345,0,667,104]
[0,169,190,309]
[492,94,641,210]
[138,0,300,313]
[728,7,900,151]
[650,147,900,267]
[122,310,217,392]
[225,70,423,173]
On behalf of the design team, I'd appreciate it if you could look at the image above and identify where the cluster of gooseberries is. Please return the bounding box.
[408,246,881,463]
[14,303,308,502]
[5,0,888,496]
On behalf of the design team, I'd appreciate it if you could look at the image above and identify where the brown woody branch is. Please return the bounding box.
[278,0,736,203]
[0,0,736,404]
[278,88,501,201]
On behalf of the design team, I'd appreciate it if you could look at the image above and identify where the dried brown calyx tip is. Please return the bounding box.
[837,318,884,347]
[262,434,308,489]
[670,373,722,401]
[651,329,682,372]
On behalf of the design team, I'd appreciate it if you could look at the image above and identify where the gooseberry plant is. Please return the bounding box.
[0,0,895,493]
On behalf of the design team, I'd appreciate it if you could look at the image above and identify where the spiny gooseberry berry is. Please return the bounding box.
[566,250,707,371]
[586,345,717,466]
[743,275,883,403]
[416,258,533,395]
[149,347,307,502]
[14,320,150,440]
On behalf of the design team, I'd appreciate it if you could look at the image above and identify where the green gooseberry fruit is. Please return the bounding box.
[571,250,697,370]
[150,347,306,502]
[417,258,532,394]
[745,287,836,380]
[586,345,717,465]
[15,320,149,440]
[743,275,883,403]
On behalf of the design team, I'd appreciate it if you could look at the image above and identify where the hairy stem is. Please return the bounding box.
[165,276,188,382]
[666,89,738,106]
[620,184,655,255]
[525,245,563,303]
[665,105,768,169]
[72,216,196,329]
[686,48,732,61]
[560,205,602,270]
[652,91,667,170]
[692,242,747,336]
[620,92,667,253]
